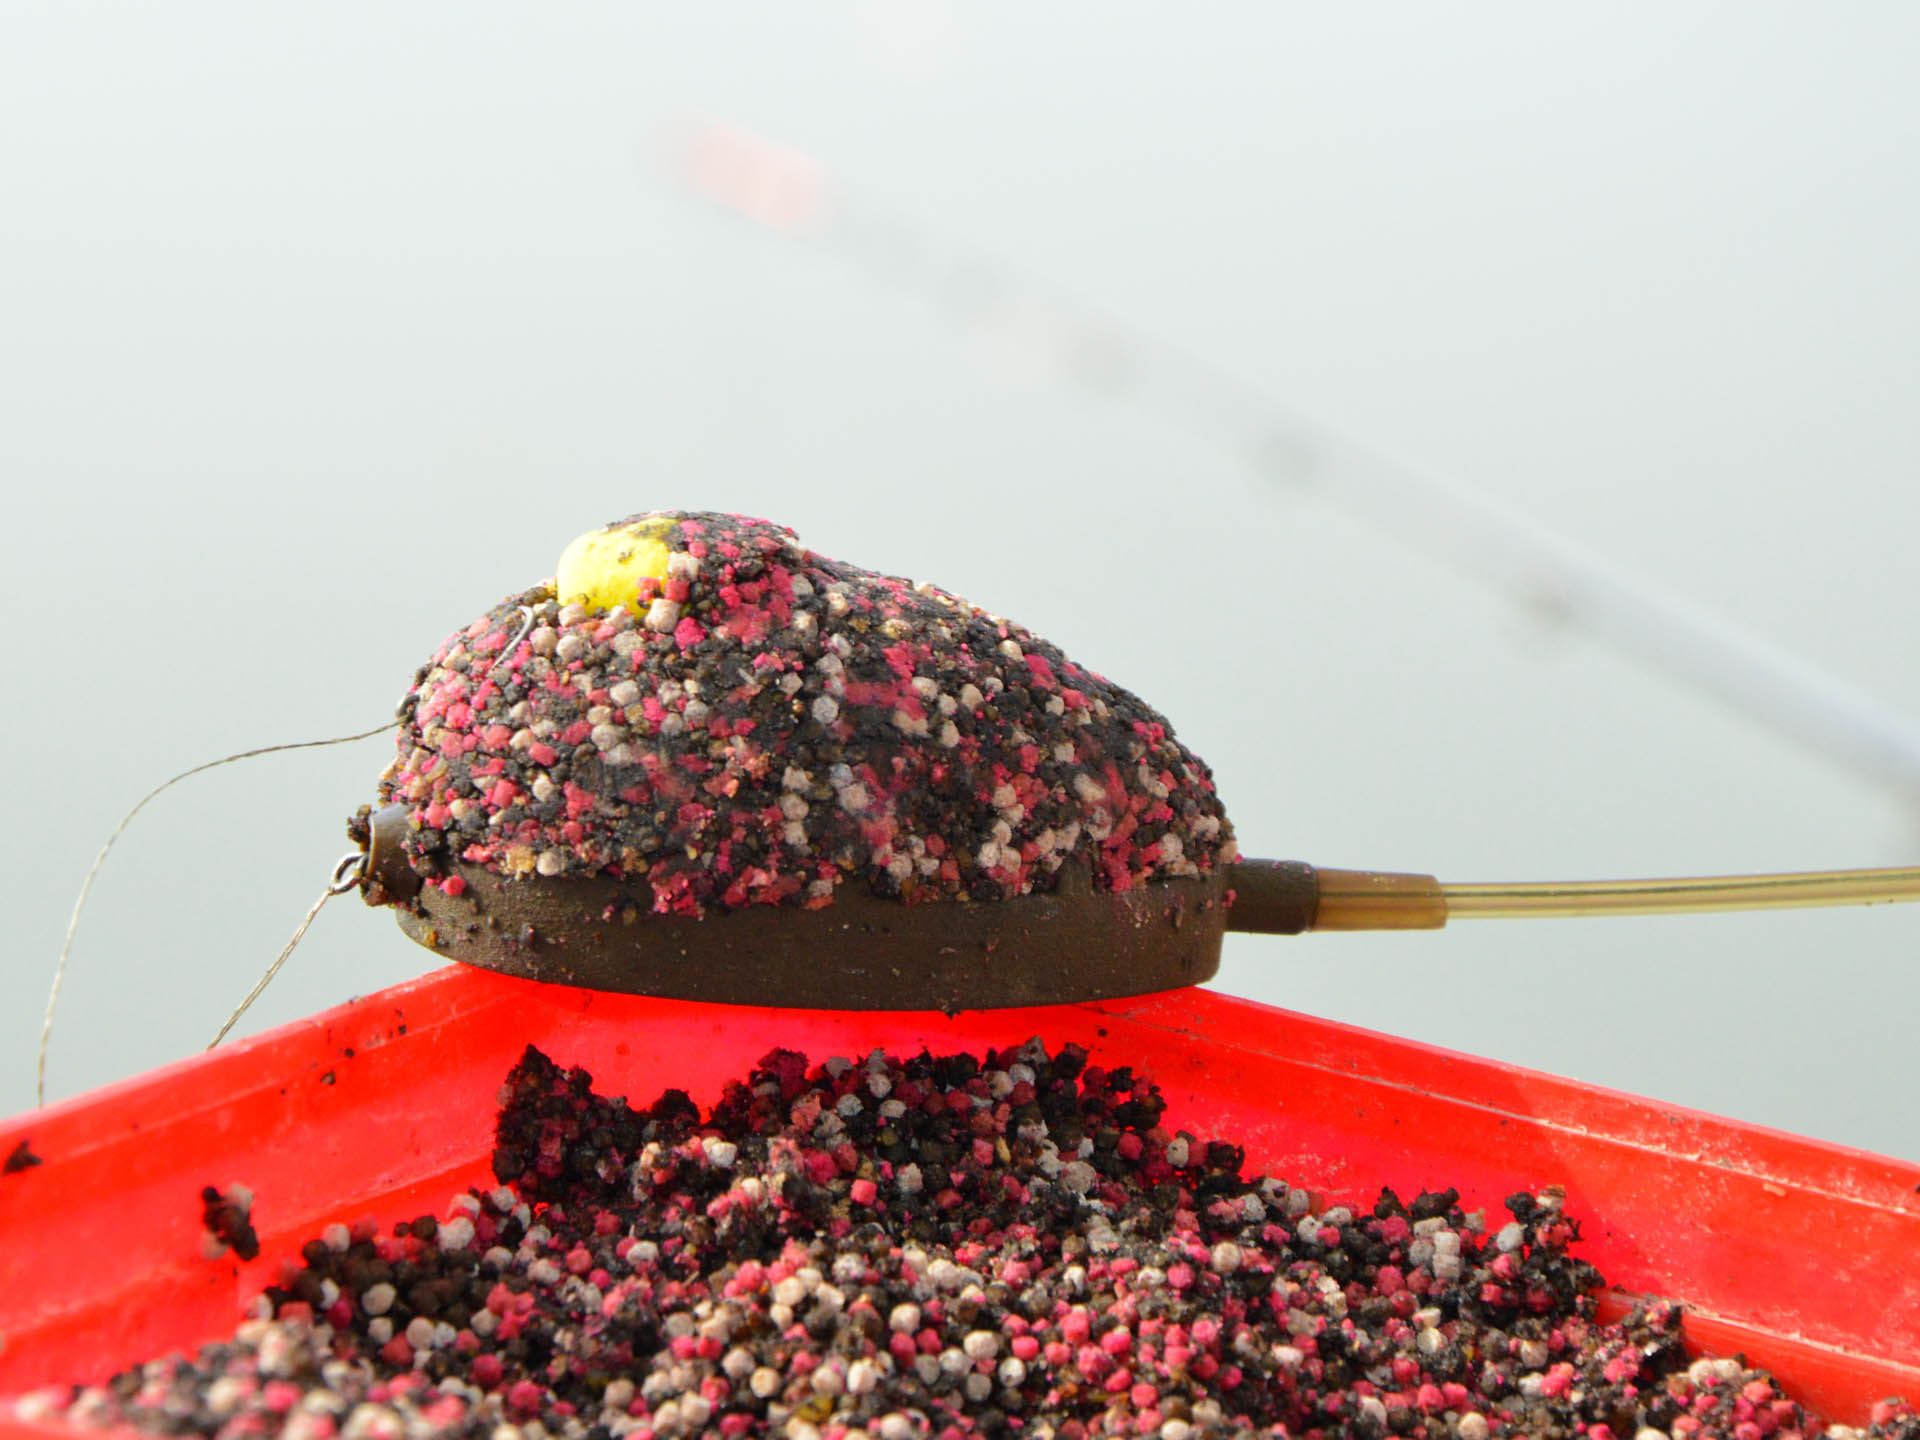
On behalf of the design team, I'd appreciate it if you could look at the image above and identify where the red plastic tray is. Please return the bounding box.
[2,966,1916,1432]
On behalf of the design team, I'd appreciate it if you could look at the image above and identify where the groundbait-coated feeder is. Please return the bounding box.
[353,511,1920,1009]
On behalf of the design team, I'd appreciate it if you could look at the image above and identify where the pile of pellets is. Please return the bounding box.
[15,1041,1918,1440]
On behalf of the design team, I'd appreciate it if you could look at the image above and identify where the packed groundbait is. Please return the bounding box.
[14,1040,1918,1440]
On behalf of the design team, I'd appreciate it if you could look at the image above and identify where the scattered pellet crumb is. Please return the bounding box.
[200,1183,261,1263]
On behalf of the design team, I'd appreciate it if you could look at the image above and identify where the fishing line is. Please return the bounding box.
[206,850,368,1051]
[37,721,398,1106]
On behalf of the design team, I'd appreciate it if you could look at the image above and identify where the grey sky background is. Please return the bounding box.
[4,4,1918,1157]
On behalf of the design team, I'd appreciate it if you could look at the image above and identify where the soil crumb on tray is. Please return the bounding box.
[202,1184,262,1263]
[14,1043,1918,1440]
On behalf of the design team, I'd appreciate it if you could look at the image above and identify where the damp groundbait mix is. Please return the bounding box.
[369,511,1234,912]
[13,1041,1918,1440]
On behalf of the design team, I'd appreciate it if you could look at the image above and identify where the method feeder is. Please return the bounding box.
[352,512,1920,1012]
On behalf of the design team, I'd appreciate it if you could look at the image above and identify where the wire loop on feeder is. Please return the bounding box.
[506,604,536,654]
[329,850,368,895]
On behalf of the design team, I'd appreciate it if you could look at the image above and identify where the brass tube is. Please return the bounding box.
[1313,868,1449,931]
[1441,865,1920,920]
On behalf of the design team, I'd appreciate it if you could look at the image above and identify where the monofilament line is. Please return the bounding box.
[206,850,365,1050]
[37,721,397,1106]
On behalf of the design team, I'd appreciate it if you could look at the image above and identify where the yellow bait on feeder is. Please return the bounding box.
[554,517,675,616]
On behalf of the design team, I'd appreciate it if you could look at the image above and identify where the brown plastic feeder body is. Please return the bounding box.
[367,803,1327,1009]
